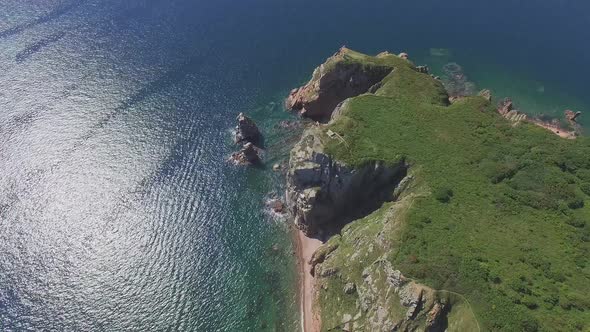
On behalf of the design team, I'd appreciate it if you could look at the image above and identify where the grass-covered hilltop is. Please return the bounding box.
[286,48,590,331]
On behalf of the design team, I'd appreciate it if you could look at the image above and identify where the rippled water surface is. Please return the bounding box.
[0,0,589,330]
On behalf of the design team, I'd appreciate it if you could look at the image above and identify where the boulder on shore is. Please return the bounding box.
[234,113,261,145]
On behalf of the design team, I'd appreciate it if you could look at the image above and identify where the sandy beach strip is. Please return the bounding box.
[295,228,322,332]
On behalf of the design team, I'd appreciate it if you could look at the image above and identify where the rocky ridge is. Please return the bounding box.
[286,47,395,122]
[285,49,460,331]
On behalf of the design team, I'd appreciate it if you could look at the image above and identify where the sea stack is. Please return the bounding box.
[230,142,261,165]
[230,113,262,165]
[234,112,262,146]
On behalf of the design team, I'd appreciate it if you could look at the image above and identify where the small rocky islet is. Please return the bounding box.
[282,47,589,331]
[229,112,263,165]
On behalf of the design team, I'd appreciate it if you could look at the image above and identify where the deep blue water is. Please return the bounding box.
[0,0,589,331]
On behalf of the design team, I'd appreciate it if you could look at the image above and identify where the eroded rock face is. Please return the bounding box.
[352,260,447,332]
[234,112,261,145]
[286,126,407,236]
[286,48,394,122]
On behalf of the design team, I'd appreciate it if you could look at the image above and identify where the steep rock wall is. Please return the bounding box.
[286,47,394,122]
[286,126,407,237]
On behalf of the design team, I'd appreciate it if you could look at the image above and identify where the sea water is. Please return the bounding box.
[0,0,588,330]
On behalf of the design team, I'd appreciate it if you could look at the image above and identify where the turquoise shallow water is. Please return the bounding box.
[0,0,589,330]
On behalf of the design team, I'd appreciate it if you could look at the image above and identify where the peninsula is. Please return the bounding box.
[286,48,590,331]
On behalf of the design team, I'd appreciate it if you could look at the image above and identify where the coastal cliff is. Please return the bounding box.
[286,125,407,237]
[286,48,590,331]
[286,47,397,122]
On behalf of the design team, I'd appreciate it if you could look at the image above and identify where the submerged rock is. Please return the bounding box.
[267,199,285,214]
[442,62,476,97]
[234,112,261,145]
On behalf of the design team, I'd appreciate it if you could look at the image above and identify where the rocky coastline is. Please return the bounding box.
[282,47,586,331]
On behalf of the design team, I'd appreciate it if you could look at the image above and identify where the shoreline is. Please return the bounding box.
[293,227,322,332]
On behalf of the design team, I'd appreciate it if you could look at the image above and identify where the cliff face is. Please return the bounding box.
[286,47,395,122]
[310,202,464,332]
[286,125,407,237]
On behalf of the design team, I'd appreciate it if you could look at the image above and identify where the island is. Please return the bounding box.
[285,48,590,331]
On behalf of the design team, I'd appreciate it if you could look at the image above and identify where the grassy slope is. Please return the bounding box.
[321,52,590,331]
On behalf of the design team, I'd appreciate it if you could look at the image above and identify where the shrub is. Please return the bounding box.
[566,195,585,209]
[420,216,432,224]
[522,318,540,332]
[434,187,453,203]
[566,217,586,228]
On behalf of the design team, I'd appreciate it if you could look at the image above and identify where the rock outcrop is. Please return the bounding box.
[229,142,261,165]
[286,126,407,236]
[497,97,513,115]
[230,113,263,166]
[478,89,492,102]
[565,109,582,123]
[496,99,582,138]
[286,47,394,122]
[312,212,454,332]
[234,112,261,146]
[416,65,429,74]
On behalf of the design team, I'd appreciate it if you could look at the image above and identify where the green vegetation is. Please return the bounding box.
[320,52,590,331]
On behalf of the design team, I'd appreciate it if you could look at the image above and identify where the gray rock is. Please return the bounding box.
[399,284,423,319]
[316,266,339,278]
[416,65,429,74]
[344,282,356,294]
[478,89,492,102]
[234,113,261,145]
[230,142,261,165]
[285,126,407,236]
